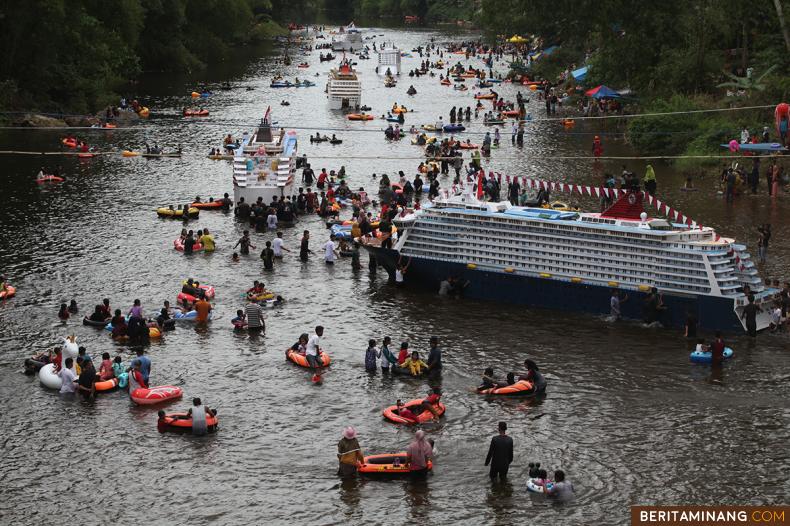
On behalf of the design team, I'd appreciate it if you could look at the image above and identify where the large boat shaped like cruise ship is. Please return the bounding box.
[368,190,775,333]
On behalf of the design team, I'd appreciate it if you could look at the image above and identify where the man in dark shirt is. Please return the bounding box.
[260,241,275,270]
[77,358,97,398]
[236,197,251,220]
[426,336,442,378]
[302,165,315,186]
[299,230,311,261]
[741,295,761,337]
[485,422,513,481]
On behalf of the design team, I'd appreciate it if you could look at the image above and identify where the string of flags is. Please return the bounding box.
[437,171,725,241]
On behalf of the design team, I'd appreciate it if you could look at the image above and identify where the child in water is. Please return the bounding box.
[58,303,70,320]
[695,338,707,354]
[231,309,246,329]
[68,299,78,313]
[364,339,378,372]
[400,351,427,376]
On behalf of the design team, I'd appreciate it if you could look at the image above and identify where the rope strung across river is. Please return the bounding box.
[0,150,779,161]
[0,103,776,132]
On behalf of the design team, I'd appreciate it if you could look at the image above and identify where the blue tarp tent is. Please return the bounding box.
[571,66,588,82]
[543,46,558,56]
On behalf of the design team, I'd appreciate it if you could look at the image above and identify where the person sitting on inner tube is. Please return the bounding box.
[394,399,418,424]
[110,309,127,339]
[291,333,309,353]
[98,352,114,381]
[418,387,442,421]
[88,305,108,323]
[183,279,206,300]
[532,468,549,488]
[519,359,546,393]
[155,308,171,329]
[400,351,427,376]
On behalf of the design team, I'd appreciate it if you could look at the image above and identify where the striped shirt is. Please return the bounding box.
[245,303,264,329]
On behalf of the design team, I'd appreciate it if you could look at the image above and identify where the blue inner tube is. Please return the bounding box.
[690,347,733,363]
[443,125,465,132]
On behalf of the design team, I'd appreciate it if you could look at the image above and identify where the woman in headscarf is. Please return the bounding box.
[337,426,364,477]
[406,430,433,479]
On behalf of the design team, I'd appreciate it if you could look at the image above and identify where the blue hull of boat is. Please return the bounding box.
[369,248,746,333]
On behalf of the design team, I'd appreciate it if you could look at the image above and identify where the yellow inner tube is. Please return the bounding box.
[157,207,199,217]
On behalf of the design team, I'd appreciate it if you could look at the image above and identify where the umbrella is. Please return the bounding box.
[585,85,621,99]
[508,35,527,44]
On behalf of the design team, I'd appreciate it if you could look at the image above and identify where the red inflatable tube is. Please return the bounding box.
[131,385,183,405]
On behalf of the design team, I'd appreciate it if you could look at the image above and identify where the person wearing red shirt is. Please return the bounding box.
[710,331,726,366]
[397,342,409,365]
[420,387,442,420]
[395,399,418,424]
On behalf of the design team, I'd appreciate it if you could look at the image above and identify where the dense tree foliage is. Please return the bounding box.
[477,0,790,98]
[0,0,306,113]
[477,0,790,159]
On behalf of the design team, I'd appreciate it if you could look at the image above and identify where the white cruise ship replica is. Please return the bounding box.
[366,190,775,333]
[232,108,298,205]
[331,22,363,52]
[326,60,362,109]
[377,44,401,75]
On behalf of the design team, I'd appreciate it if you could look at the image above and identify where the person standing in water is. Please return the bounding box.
[337,426,364,477]
[260,241,275,270]
[234,230,255,255]
[740,295,761,338]
[406,430,433,479]
[272,232,290,258]
[426,336,442,379]
[610,289,628,320]
[485,422,513,481]
[299,230,312,261]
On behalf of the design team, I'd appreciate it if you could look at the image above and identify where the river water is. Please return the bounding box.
[1,28,788,525]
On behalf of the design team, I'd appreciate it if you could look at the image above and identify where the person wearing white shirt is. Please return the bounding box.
[305,325,324,370]
[58,357,77,394]
[324,236,338,265]
[267,211,278,230]
[272,232,289,258]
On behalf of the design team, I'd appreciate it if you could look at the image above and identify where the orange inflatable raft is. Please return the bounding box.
[358,453,433,476]
[173,238,204,252]
[382,398,446,425]
[183,109,209,117]
[159,412,219,433]
[94,377,120,392]
[474,93,496,100]
[131,385,183,405]
[285,348,331,367]
[477,379,536,396]
[191,200,224,210]
[347,113,374,121]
